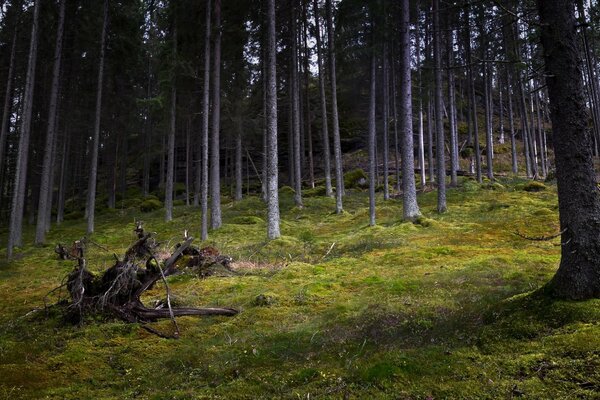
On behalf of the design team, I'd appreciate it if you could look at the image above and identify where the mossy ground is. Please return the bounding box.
[1,178,599,399]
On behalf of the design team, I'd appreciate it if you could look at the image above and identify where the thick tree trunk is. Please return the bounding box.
[7,0,40,257]
[399,0,420,219]
[538,0,600,299]
[266,0,280,239]
[85,0,108,235]
[433,0,446,213]
[210,0,222,229]
[326,0,343,213]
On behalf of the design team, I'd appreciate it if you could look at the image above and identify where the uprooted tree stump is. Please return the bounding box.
[58,223,238,338]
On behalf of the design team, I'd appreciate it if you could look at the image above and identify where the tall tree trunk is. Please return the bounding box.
[427,96,435,182]
[498,78,505,144]
[291,4,303,207]
[446,11,458,186]
[326,0,343,213]
[415,8,426,189]
[85,0,108,235]
[266,0,280,239]
[483,61,494,179]
[185,117,191,206]
[165,24,177,222]
[313,0,332,197]
[391,54,400,194]
[507,72,518,174]
[464,6,482,183]
[235,132,243,201]
[537,0,600,299]
[0,28,16,191]
[302,5,314,189]
[399,0,420,219]
[56,132,68,224]
[201,0,211,240]
[382,42,390,201]
[7,0,40,257]
[368,52,377,227]
[433,0,446,213]
[210,0,222,229]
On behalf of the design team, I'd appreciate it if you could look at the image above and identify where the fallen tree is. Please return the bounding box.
[57,222,238,338]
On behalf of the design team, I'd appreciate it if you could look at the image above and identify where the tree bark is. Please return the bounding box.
[210,0,222,229]
[313,0,332,197]
[291,4,303,207]
[35,0,66,244]
[201,0,211,240]
[446,10,458,187]
[235,133,242,201]
[382,42,390,201]
[8,0,40,257]
[433,0,446,213]
[399,0,421,219]
[0,28,16,191]
[326,0,343,213]
[368,51,377,227]
[85,0,108,235]
[266,0,280,239]
[538,0,600,299]
[165,23,177,222]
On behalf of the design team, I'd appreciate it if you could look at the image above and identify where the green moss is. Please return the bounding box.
[279,185,296,195]
[231,216,264,225]
[140,198,163,212]
[2,179,598,399]
[344,168,368,189]
[304,186,329,197]
[523,181,547,192]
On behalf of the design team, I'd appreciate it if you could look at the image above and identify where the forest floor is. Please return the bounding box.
[1,177,599,399]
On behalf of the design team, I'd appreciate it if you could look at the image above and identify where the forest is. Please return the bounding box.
[1,0,600,398]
